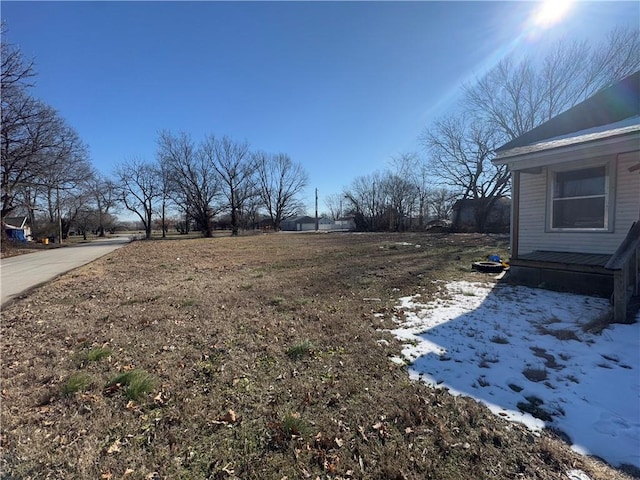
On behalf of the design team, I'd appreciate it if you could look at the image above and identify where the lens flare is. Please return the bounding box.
[532,0,574,28]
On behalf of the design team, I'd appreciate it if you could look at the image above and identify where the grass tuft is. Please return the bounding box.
[281,412,309,437]
[286,340,314,360]
[86,347,112,362]
[62,372,92,396]
[106,369,157,401]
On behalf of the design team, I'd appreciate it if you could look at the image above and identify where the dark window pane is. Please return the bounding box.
[554,167,605,198]
[553,197,605,228]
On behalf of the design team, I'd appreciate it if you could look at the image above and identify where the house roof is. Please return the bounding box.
[494,116,640,160]
[494,71,640,159]
[4,216,29,228]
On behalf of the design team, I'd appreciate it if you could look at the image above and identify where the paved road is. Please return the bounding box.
[0,235,132,306]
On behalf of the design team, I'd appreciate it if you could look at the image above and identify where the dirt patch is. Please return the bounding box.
[1,232,632,479]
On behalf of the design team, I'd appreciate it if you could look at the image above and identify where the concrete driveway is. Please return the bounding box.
[0,235,132,306]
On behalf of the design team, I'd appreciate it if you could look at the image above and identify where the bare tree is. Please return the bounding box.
[390,152,432,230]
[2,97,61,219]
[380,173,417,231]
[254,152,308,231]
[1,29,93,244]
[1,24,35,94]
[430,187,456,221]
[422,115,509,232]
[85,174,118,237]
[2,30,40,224]
[423,26,640,233]
[202,135,254,236]
[156,130,222,237]
[465,27,640,142]
[324,193,344,221]
[114,158,161,240]
[343,171,388,231]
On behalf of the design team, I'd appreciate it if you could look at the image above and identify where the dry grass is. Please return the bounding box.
[1,232,633,479]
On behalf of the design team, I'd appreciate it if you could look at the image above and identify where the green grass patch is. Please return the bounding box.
[62,372,92,396]
[86,347,112,362]
[286,340,314,360]
[106,369,157,401]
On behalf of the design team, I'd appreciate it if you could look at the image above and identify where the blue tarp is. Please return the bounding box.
[5,228,27,242]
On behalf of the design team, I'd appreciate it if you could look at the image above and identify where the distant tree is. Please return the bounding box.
[114,158,161,240]
[202,135,255,236]
[85,173,118,237]
[157,130,221,237]
[380,173,417,231]
[343,172,387,231]
[421,116,508,232]
[430,187,456,221]
[236,179,262,230]
[390,152,431,230]
[73,208,99,240]
[254,152,308,231]
[324,193,344,221]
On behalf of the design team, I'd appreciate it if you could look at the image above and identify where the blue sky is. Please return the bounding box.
[2,1,639,214]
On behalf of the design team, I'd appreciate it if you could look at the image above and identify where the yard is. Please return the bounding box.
[1,232,635,479]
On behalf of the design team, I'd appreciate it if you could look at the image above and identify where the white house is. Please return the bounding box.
[493,71,640,322]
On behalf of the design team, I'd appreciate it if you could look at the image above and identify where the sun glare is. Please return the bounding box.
[532,0,574,28]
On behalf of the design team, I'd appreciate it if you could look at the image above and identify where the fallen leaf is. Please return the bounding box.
[222,409,236,423]
[106,438,121,454]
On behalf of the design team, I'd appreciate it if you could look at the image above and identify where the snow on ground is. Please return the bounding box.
[388,281,640,470]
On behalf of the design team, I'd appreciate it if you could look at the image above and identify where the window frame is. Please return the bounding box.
[546,158,616,233]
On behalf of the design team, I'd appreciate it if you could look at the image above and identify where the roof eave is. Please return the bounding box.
[492,130,640,170]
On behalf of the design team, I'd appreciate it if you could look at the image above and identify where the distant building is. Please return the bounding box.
[451,197,510,233]
[278,216,356,232]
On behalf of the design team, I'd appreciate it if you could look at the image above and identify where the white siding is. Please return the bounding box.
[517,150,640,256]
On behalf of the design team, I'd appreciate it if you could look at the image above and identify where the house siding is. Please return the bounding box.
[517,150,640,256]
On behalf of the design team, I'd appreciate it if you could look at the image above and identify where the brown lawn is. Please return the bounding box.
[1,232,633,479]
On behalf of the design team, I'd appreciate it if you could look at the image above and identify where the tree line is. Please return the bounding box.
[338,27,639,232]
[3,25,638,240]
[1,25,308,242]
[117,132,308,239]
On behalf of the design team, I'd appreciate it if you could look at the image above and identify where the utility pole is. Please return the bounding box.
[56,185,63,243]
[315,188,319,231]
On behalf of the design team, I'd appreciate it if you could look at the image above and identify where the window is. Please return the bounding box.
[550,165,610,230]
